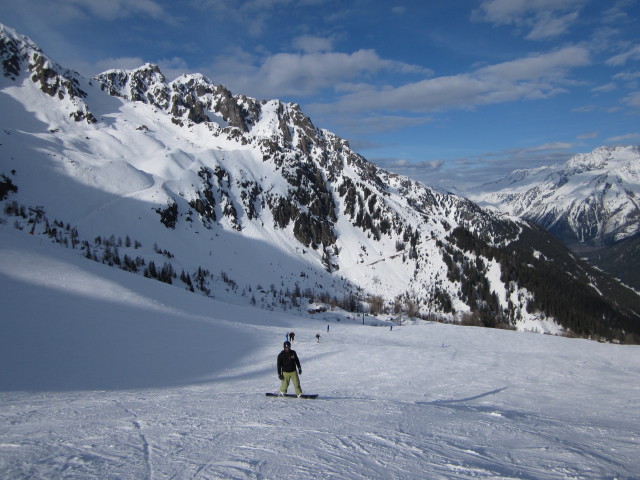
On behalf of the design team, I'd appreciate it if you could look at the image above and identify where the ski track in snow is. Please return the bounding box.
[3,387,638,479]
[1,227,640,479]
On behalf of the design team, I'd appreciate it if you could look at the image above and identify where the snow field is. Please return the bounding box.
[1,227,640,479]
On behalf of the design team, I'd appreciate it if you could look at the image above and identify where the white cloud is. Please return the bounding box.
[66,0,170,21]
[606,45,640,66]
[476,46,589,82]
[613,71,640,90]
[508,142,574,153]
[526,11,579,40]
[472,0,584,40]
[434,142,577,189]
[292,35,334,53]
[571,105,597,113]
[606,132,640,142]
[473,0,583,23]
[591,82,617,93]
[622,91,640,108]
[331,114,433,135]
[211,49,428,99]
[472,0,529,24]
[319,46,590,114]
[0,0,177,31]
[613,71,640,81]
[376,158,444,171]
[577,131,598,139]
[189,0,287,37]
[375,141,578,191]
[602,0,636,24]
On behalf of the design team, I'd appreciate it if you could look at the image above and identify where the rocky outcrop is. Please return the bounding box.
[1,24,95,123]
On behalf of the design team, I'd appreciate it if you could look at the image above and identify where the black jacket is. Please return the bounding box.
[277,349,301,375]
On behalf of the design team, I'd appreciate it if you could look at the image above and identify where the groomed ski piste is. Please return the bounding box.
[1,226,639,480]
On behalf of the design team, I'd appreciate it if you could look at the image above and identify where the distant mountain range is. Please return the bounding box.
[1,23,638,342]
[467,145,640,290]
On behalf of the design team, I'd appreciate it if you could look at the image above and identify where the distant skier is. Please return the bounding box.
[285,332,289,342]
[316,333,321,343]
[277,341,302,397]
[289,331,295,342]
[327,324,330,332]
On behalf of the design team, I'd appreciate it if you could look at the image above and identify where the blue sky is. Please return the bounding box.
[1,0,639,189]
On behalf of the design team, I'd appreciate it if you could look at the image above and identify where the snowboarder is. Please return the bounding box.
[289,331,295,342]
[277,341,302,397]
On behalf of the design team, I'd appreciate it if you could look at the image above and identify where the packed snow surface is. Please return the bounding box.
[1,226,639,480]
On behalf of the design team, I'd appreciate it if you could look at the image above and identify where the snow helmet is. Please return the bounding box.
[284,341,291,348]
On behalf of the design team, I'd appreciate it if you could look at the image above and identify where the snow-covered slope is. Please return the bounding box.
[1,22,639,341]
[1,226,639,479]
[468,145,640,246]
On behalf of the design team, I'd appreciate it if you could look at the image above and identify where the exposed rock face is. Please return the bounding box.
[1,24,95,123]
[1,24,35,80]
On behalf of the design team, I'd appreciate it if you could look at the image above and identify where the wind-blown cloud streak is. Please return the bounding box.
[311,46,590,115]
[472,0,585,40]
[209,48,429,98]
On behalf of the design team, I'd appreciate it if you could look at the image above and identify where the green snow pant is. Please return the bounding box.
[280,370,302,395]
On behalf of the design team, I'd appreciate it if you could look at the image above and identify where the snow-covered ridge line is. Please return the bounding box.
[2,22,639,343]
[468,145,640,246]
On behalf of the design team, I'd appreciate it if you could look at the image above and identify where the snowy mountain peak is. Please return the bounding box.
[566,145,610,171]
[2,22,639,342]
[469,145,640,247]
[93,57,336,162]
[565,145,639,174]
[1,23,94,124]
[96,63,167,105]
[479,165,553,190]
[0,23,41,80]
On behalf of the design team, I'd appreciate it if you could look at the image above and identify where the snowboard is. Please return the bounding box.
[266,393,318,399]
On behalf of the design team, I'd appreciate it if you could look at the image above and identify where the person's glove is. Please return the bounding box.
[278,374,284,380]
[298,369,302,375]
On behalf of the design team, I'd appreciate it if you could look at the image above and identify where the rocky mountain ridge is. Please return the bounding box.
[468,145,640,289]
[1,23,639,342]
[469,145,640,246]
